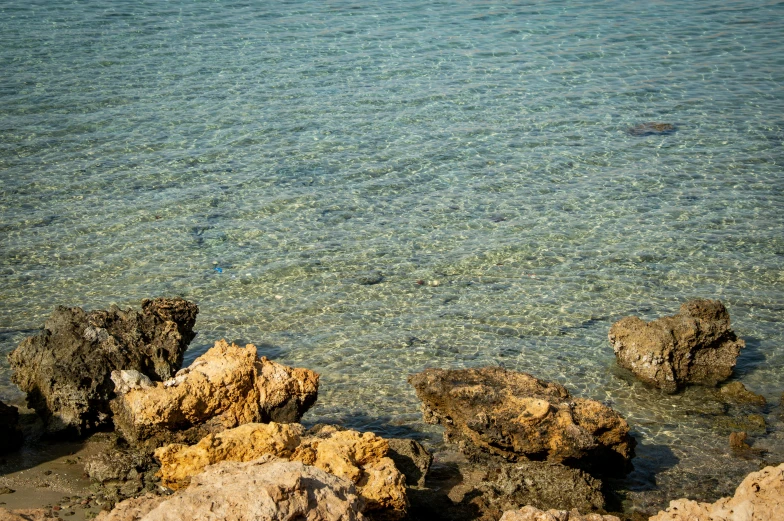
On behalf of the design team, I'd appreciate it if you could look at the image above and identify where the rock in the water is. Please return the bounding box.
[408,367,634,476]
[627,122,676,136]
[355,270,384,285]
[649,462,784,521]
[8,298,198,435]
[0,400,23,454]
[111,340,319,451]
[155,422,407,519]
[387,438,432,489]
[97,456,367,521]
[500,506,620,521]
[609,299,744,393]
[719,381,766,407]
[729,431,751,451]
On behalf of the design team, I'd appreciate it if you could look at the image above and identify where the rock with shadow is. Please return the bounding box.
[609,299,744,393]
[8,298,198,436]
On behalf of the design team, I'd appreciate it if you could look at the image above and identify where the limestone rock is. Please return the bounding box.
[155,423,407,519]
[408,367,634,476]
[98,456,366,521]
[8,298,198,435]
[609,299,744,393]
[111,340,319,451]
[0,509,59,521]
[94,494,165,521]
[0,400,23,454]
[292,425,407,516]
[387,438,432,488]
[500,506,620,521]
[719,382,766,407]
[155,422,304,488]
[649,462,784,521]
[408,448,607,521]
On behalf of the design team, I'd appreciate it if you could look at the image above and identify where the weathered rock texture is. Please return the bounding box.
[609,299,745,393]
[154,422,305,488]
[96,456,367,521]
[8,298,198,435]
[0,509,59,521]
[386,438,432,489]
[155,423,406,519]
[111,340,319,451]
[84,443,160,500]
[408,367,634,476]
[500,506,620,521]
[0,400,23,454]
[407,449,607,521]
[649,462,784,521]
[719,382,766,407]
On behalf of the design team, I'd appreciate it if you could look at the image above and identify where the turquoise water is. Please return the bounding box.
[1,0,783,513]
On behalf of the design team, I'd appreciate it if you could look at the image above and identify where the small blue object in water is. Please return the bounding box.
[214,267,223,273]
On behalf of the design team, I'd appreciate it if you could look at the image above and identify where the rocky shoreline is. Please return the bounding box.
[1,298,781,520]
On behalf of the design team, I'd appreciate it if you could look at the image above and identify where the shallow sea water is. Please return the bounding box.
[1,0,783,514]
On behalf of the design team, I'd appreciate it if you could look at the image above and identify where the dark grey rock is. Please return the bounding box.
[9,298,198,436]
[387,438,432,488]
[355,270,384,285]
[627,122,676,136]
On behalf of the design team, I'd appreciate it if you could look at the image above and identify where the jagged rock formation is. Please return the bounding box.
[408,367,634,476]
[155,423,407,519]
[110,340,319,452]
[609,299,744,393]
[8,298,198,435]
[649,463,784,521]
[95,456,367,521]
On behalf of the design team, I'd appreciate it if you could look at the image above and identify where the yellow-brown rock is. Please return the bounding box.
[110,340,319,449]
[649,463,784,521]
[155,422,304,489]
[408,367,635,477]
[154,423,407,519]
[292,425,408,515]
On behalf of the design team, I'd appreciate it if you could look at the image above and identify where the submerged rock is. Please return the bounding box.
[500,506,620,521]
[609,299,744,393]
[627,122,676,136]
[155,422,407,519]
[0,400,23,454]
[649,462,784,521]
[96,456,367,521]
[719,381,766,407]
[111,340,319,452]
[8,298,198,435]
[409,367,634,476]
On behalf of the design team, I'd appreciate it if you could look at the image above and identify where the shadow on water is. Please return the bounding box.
[611,435,679,494]
[301,409,429,442]
[733,335,767,377]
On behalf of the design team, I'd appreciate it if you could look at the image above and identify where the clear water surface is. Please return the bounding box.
[1,0,783,514]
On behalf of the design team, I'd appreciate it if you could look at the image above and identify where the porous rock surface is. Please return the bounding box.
[96,456,367,521]
[500,506,620,521]
[111,340,319,451]
[155,423,407,518]
[649,462,784,521]
[8,298,198,435]
[608,299,744,393]
[0,509,59,521]
[0,400,23,454]
[408,367,634,476]
[386,437,432,489]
